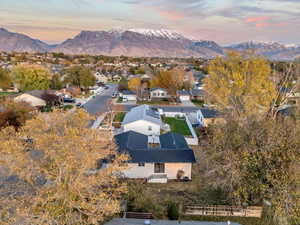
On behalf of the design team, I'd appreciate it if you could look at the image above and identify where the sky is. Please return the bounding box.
[0,0,299,45]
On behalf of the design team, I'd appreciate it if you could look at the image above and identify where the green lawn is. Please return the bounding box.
[0,92,18,97]
[113,112,126,123]
[191,99,205,107]
[163,117,192,136]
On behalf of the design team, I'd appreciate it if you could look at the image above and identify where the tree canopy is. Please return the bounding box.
[204,52,276,116]
[203,114,300,225]
[128,77,141,92]
[0,68,12,90]
[11,64,52,92]
[64,65,96,90]
[0,110,128,224]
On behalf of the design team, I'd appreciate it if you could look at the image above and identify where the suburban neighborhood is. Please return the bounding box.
[0,1,300,224]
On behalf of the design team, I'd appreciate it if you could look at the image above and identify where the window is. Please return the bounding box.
[148,126,152,131]
[138,163,145,167]
[154,163,165,173]
[153,93,157,96]
[161,93,165,96]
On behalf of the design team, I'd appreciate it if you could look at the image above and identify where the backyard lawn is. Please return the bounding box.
[113,112,126,123]
[0,92,18,97]
[163,117,191,136]
[191,99,205,107]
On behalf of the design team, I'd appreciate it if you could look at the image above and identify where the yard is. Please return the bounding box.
[191,99,205,107]
[0,92,18,97]
[125,146,264,225]
[113,112,126,123]
[163,117,192,136]
[137,99,178,106]
[112,112,126,128]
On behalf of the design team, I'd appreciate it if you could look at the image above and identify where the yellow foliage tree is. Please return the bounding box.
[128,77,141,92]
[11,64,52,91]
[151,68,185,96]
[0,110,128,225]
[204,51,276,116]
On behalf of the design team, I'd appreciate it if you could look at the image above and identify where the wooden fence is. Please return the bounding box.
[185,205,262,218]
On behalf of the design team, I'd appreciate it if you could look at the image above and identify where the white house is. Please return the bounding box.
[119,90,137,102]
[149,88,170,100]
[14,93,46,108]
[94,72,108,84]
[114,131,196,183]
[177,90,191,102]
[121,105,163,136]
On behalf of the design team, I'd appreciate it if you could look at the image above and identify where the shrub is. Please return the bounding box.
[167,202,179,220]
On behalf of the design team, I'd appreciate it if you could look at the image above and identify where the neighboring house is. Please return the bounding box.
[112,75,122,82]
[114,131,196,182]
[149,88,170,100]
[198,108,223,127]
[120,90,137,102]
[14,91,46,108]
[105,218,241,225]
[122,105,163,136]
[177,90,191,102]
[94,72,108,84]
[190,88,207,101]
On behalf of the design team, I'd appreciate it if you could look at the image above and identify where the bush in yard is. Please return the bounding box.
[167,202,180,220]
[176,170,185,180]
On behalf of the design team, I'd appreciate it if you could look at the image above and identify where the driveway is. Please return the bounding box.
[83,84,117,115]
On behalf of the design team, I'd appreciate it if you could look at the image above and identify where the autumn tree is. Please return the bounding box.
[50,74,63,90]
[151,68,185,96]
[11,64,52,92]
[203,115,300,225]
[204,51,276,117]
[0,110,128,225]
[0,68,12,90]
[64,65,96,90]
[128,77,141,93]
[0,99,35,130]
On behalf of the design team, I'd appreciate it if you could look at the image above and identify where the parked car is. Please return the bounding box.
[76,102,82,107]
[63,98,76,103]
[112,92,118,98]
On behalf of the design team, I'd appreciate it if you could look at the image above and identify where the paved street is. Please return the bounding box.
[83,84,117,115]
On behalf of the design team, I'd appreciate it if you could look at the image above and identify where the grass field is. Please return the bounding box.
[163,117,191,136]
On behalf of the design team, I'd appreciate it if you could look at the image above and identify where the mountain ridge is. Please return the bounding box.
[0,27,299,60]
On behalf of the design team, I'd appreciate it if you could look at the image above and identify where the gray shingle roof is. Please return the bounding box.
[114,131,196,163]
[122,105,162,126]
[121,90,136,95]
[177,90,190,96]
[199,108,219,118]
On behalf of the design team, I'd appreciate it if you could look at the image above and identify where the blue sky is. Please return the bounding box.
[0,0,299,45]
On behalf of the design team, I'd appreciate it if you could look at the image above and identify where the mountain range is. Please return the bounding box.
[0,27,299,60]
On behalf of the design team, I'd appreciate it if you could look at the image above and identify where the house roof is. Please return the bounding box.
[114,131,196,163]
[177,90,190,96]
[115,131,148,151]
[105,218,241,225]
[159,132,190,150]
[200,108,220,119]
[121,90,136,96]
[150,87,167,92]
[190,89,207,97]
[122,105,162,126]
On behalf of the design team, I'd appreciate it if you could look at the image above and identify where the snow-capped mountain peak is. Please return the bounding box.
[127,28,185,39]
